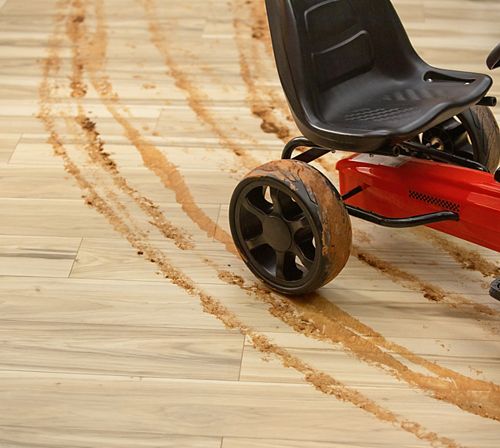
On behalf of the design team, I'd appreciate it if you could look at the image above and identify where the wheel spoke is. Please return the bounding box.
[290,215,311,236]
[241,197,268,222]
[270,188,282,214]
[293,244,314,271]
[275,251,287,280]
[245,233,267,251]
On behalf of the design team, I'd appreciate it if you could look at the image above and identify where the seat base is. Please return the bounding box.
[300,68,492,153]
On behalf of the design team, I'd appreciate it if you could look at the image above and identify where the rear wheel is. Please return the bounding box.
[422,106,500,173]
[229,160,352,295]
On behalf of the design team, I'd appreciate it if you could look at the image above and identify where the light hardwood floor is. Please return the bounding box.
[0,0,499,447]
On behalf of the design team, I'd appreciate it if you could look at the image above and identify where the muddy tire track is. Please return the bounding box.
[415,228,500,278]
[140,0,260,171]
[216,268,500,421]
[233,3,294,140]
[65,0,193,250]
[37,3,475,446]
[352,244,499,321]
[77,0,234,252]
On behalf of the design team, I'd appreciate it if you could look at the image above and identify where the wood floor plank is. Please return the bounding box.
[0,235,80,277]
[0,321,244,381]
[71,237,235,282]
[222,437,420,448]
[0,277,227,330]
[0,132,19,162]
[0,426,222,448]
[0,371,446,447]
[0,198,119,238]
[0,198,220,240]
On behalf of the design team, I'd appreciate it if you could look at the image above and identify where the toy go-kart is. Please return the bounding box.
[229,0,500,300]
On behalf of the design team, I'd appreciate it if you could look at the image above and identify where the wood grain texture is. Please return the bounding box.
[0,133,19,162]
[0,427,222,448]
[221,438,421,448]
[0,0,499,446]
[0,321,244,380]
[0,235,80,277]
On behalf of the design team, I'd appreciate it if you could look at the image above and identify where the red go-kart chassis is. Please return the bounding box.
[336,154,500,253]
[280,137,499,299]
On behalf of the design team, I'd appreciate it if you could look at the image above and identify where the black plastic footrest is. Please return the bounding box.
[490,278,500,301]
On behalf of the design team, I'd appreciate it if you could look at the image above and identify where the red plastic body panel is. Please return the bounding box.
[337,154,500,252]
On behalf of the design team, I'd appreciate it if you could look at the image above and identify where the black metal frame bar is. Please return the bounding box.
[281,136,462,229]
[396,141,489,172]
[281,136,333,162]
[477,96,497,107]
[340,184,460,227]
[281,137,464,228]
[345,205,459,228]
[341,185,364,201]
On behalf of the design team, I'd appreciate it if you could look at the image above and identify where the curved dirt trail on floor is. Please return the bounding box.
[415,228,500,278]
[36,3,479,446]
[65,1,193,249]
[80,0,234,251]
[231,0,340,176]
[140,0,260,171]
[129,0,500,421]
[218,267,500,421]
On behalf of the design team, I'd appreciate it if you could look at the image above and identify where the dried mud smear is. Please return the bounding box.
[39,4,468,447]
[65,0,193,250]
[141,0,259,171]
[416,228,500,278]
[233,6,293,141]
[218,269,500,422]
[77,0,233,252]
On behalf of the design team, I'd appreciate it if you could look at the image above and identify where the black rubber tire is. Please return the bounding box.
[423,106,500,173]
[490,278,500,301]
[229,160,352,295]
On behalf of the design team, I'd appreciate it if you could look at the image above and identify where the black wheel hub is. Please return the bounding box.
[422,117,472,159]
[262,215,292,252]
[235,182,318,285]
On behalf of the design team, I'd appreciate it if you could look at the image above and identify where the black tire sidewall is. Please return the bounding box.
[229,164,350,295]
[457,106,500,173]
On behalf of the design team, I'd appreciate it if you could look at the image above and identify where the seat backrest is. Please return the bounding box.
[265,0,420,122]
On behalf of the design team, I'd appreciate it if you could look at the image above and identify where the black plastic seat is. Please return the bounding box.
[266,0,492,152]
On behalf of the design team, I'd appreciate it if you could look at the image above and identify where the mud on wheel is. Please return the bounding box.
[229,160,352,295]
